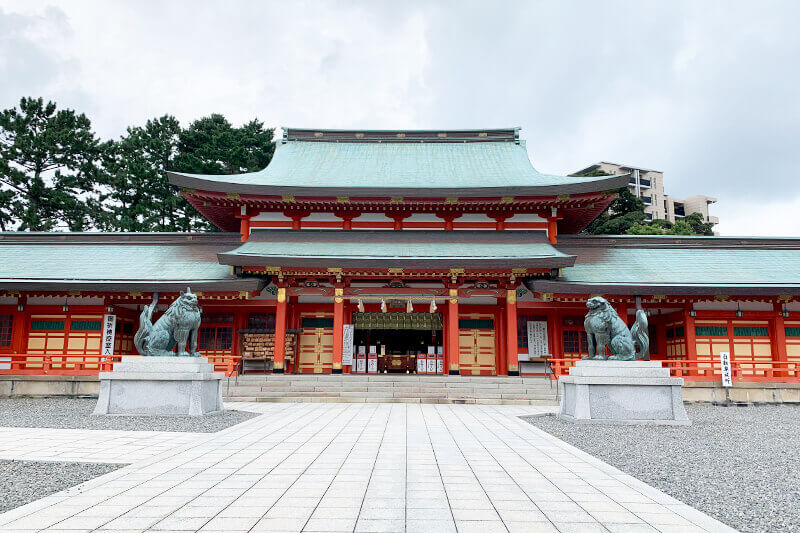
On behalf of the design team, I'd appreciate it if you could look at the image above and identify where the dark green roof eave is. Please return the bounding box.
[532,280,800,296]
[168,171,629,198]
[217,229,576,270]
[0,278,266,292]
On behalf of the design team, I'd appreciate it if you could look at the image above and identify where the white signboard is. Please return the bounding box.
[426,359,437,374]
[719,351,733,387]
[526,320,550,358]
[101,314,116,356]
[342,324,354,366]
[356,357,366,373]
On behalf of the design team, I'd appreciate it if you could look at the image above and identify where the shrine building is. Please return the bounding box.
[1,128,800,389]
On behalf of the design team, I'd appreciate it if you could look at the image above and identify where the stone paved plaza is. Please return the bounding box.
[0,403,735,532]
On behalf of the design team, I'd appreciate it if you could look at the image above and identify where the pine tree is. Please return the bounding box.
[0,97,101,230]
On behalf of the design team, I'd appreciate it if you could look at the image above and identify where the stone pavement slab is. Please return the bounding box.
[0,402,736,532]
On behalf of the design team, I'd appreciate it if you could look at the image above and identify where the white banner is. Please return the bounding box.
[102,314,116,356]
[719,351,733,387]
[526,320,550,358]
[342,324,354,366]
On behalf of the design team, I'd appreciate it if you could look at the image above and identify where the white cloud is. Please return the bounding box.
[1,0,799,236]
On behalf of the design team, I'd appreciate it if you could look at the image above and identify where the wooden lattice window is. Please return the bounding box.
[458,319,494,329]
[198,326,233,351]
[302,317,335,328]
[0,314,13,347]
[733,326,769,337]
[695,325,728,337]
[562,330,588,354]
[786,327,800,337]
[247,312,276,331]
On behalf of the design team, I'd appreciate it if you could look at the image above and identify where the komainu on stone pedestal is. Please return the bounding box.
[134,289,202,357]
[583,296,649,361]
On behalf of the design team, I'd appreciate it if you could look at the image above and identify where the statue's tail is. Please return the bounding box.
[630,309,650,360]
[134,293,158,355]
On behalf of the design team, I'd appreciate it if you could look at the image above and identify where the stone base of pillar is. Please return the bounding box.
[558,360,690,425]
[272,367,285,374]
[93,356,223,417]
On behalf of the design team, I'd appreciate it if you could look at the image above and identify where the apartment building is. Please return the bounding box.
[574,162,718,226]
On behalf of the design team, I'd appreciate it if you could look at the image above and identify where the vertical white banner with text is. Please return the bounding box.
[102,314,116,357]
[342,324,354,366]
[719,351,733,387]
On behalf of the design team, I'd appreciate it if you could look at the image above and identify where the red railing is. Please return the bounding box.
[0,353,241,377]
[547,358,800,383]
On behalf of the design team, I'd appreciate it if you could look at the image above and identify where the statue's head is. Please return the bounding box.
[586,296,611,313]
[178,287,199,310]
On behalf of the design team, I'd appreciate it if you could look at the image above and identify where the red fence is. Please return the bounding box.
[0,354,241,377]
[547,358,800,383]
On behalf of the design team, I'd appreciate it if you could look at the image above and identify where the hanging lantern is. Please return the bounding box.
[380,299,387,313]
[357,299,365,313]
[429,299,437,313]
[406,299,413,313]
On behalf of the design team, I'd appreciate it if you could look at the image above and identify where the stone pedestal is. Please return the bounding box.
[93,356,223,416]
[559,360,690,425]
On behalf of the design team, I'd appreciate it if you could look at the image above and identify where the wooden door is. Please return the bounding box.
[298,315,334,374]
[458,314,496,375]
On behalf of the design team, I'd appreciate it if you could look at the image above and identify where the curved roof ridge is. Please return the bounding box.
[168,135,629,197]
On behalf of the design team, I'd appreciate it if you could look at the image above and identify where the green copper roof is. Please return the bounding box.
[534,235,800,295]
[218,229,575,269]
[0,233,264,292]
[168,128,629,197]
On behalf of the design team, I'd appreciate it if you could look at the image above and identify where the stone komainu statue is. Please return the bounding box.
[133,289,202,357]
[583,296,649,361]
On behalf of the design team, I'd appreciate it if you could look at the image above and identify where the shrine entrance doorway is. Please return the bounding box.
[352,312,444,374]
[297,313,334,374]
[458,313,497,375]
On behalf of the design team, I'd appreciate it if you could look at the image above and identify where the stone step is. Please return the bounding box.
[225,396,558,405]
[234,375,540,384]
[222,372,558,403]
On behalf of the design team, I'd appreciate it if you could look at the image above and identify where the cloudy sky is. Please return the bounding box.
[2,1,799,236]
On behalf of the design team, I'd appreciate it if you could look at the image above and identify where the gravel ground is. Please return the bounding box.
[0,459,123,513]
[0,398,258,432]
[525,405,800,533]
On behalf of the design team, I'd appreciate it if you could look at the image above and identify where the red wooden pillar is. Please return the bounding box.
[497,301,507,375]
[505,289,519,375]
[437,212,461,231]
[491,214,509,230]
[447,289,460,375]
[238,216,250,242]
[12,295,28,354]
[683,306,697,376]
[289,211,310,230]
[273,286,287,373]
[336,212,358,230]
[772,301,789,378]
[656,317,668,360]
[547,217,558,244]
[616,302,629,326]
[332,288,344,374]
[391,213,410,230]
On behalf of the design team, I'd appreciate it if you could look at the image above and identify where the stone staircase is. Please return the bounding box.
[222,374,559,405]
